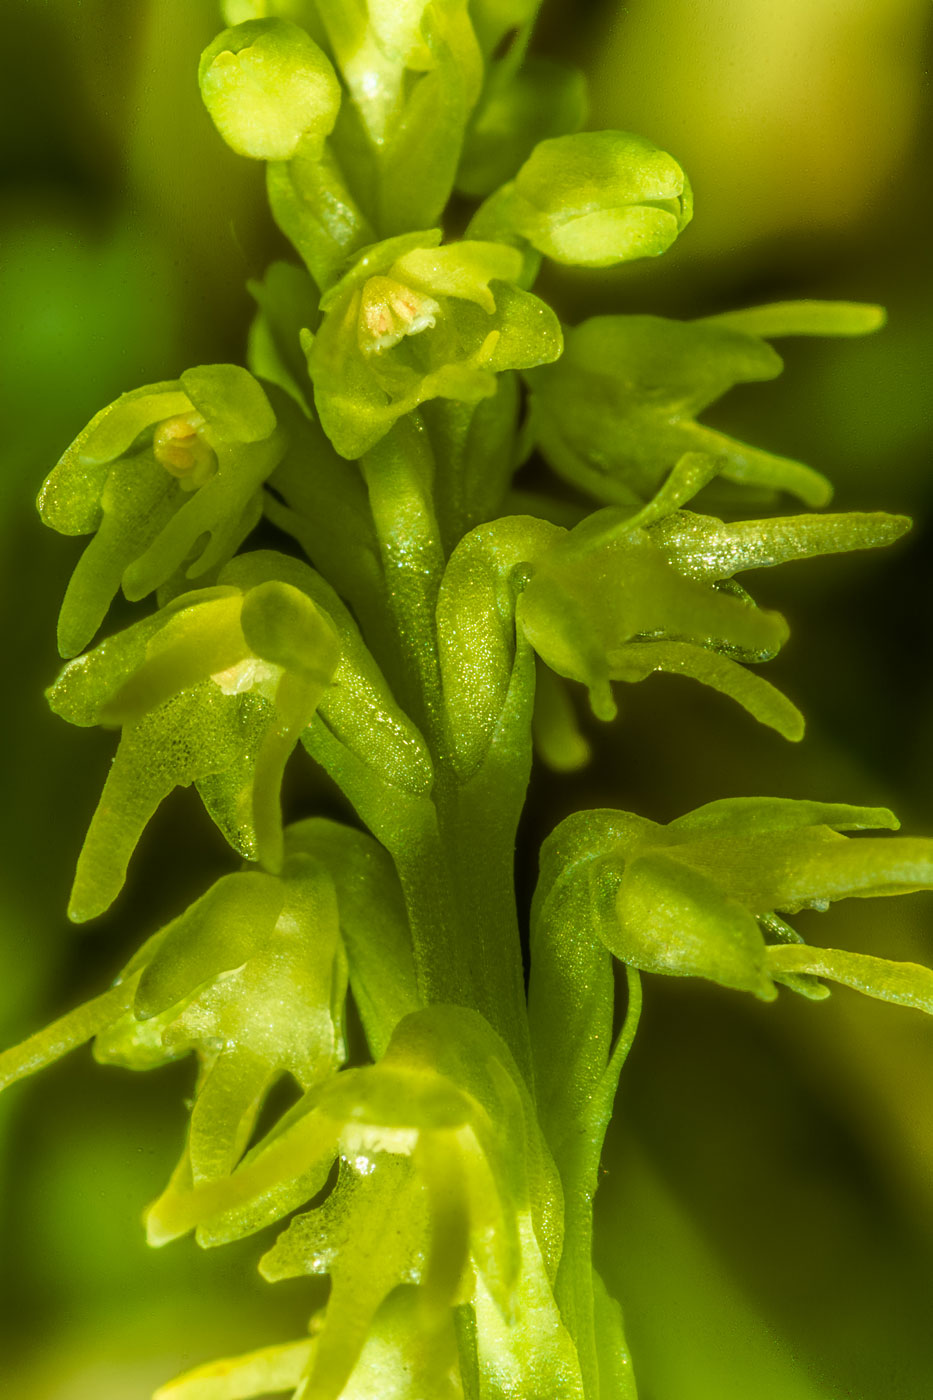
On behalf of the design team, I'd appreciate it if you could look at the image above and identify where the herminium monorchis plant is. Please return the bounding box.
[4,3,933,1397]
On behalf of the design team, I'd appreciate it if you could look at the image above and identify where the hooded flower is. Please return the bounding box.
[0,844,348,1194]
[539,800,933,1008]
[39,364,286,657]
[147,1007,583,1400]
[524,301,885,509]
[305,229,562,459]
[48,554,342,920]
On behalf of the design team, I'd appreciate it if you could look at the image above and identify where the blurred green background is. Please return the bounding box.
[1,1,932,1396]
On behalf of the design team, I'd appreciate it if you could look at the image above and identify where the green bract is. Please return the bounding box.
[472,130,692,268]
[39,365,285,657]
[199,19,341,161]
[525,302,885,507]
[305,230,562,458]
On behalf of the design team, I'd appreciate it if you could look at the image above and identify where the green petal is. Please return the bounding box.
[767,946,933,1015]
[610,640,805,741]
[393,241,523,313]
[481,284,563,372]
[613,851,776,998]
[619,451,722,534]
[153,1338,312,1399]
[187,1047,276,1183]
[135,871,284,1019]
[700,301,886,339]
[765,835,933,914]
[181,364,277,443]
[100,593,249,725]
[0,983,133,1094]
[147,1098,339,1247]
[666,797,899,839]
[651,510,911,582]
[260,1153,430,1400]
[318,231,442,313]
[55,456,179,658]
[306,293,399,460]
[757,913,830,1002]
[67,682,265,921]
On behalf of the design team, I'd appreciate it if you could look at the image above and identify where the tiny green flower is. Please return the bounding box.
[0,853,348,1191]
[48,562,342,920]
[542,800,933,1008]
[517,511,791,725]
[146,1006,583,1400]
[39,365,285,658]
[525,302,885,508]
[304,230,562,459]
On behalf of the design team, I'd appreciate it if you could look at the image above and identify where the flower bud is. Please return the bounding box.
[506,130,692,267]
[199,19,341,162]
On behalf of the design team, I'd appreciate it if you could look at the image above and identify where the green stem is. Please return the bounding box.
[554,968,643,1398]
[358,420,533,1080]
[266,143,373,293]
[359,419,446,736]
[432,638,537,1081]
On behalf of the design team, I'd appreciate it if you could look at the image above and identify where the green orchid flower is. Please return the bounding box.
[516,460,908,731]
[538,800,933,1006]
[304,229,562,459]
[0,853,348,1216]
[48,560,342,920]
[148,1005,582,1400]
[524,301,886,508]
[39,364,286,657]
